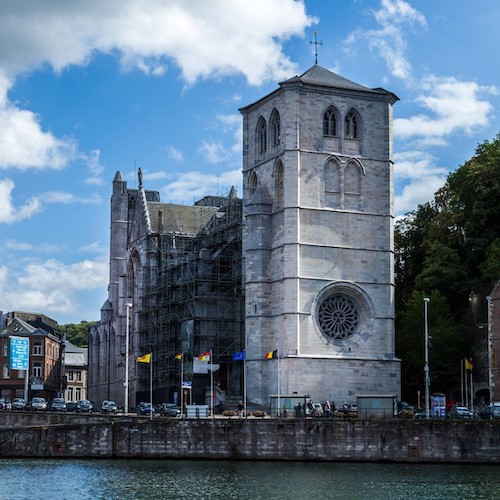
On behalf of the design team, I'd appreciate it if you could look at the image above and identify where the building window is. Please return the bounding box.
[67,370,74,382]
[345,111,358,139]
[76,371,82,382]
[318,295,359,340]
[344,162,361,210]
[274,160,284,209]
[33,342,42,356]
[325,160,341,208]
[3,365,9,379]
[67,387,74,402]
[33,363,42,378]
[17,370,24,379]
[248,171,258,197]
[270,109,281,148]
[75,387,82,401]
[323,107,338,136]
[256,116,267,155]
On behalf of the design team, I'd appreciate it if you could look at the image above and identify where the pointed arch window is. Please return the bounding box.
[270,109,281,149]
[274,160,284,209]
[256,116,267,156]
[323,107,338,136]
[345,111,358,139]
[325,160,341,208]
[344,162,361,210]
[248,171,258,197]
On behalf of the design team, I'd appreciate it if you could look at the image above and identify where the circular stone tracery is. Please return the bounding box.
[318,294,359,340]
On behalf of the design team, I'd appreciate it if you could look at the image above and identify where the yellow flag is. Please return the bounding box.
[175,353,183,360]
[137,353,152,363]
[465,358,473,370]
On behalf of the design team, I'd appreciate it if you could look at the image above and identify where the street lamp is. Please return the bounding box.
[125,302,133,414]
[424,297,430,419]
[487,296,493,404]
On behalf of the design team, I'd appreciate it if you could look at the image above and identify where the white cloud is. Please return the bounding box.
[393,150,449,215]
[395,76,496,143]
[166,146,183,161]
[345,0,427,80]
[0,258,108,318]
[198,141,230,164]
[0,178,102,224]
[0,178,42,223]
[0,1,314,173]
[84,149,105,185]
[3,239,61,253]
[0,0,314,85]
[161,168,241,203]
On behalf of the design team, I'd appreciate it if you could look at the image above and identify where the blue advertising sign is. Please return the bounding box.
[9,336,29,370]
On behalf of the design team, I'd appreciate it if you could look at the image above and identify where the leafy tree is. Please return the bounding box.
[397,290,465,404]
[59,321,95,348]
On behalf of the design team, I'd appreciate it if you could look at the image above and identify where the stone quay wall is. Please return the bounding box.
[1,413,499,463]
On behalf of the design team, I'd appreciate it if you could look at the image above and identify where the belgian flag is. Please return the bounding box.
[264,350,278,359]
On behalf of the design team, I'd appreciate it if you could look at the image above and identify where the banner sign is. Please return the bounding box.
[9,336,29,370]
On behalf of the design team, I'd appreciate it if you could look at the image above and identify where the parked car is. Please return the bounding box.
[312,402,324,417]
[51,398,67,412]
[137,402,155,416]
[76,400,94,413]
[159,403,181,417]
[477,405,500,420]
[30,397,48,411]
[11,398,27,411]
[449,406,474,419]
[66,402,77,412]
[0,397,11,410]
[101,400,118,414]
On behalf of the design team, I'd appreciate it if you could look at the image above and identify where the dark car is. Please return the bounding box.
[11,398,27,411]
[159,403,181,417]
[76,399,94,413]
[477,405,500,420]
[66,402,77,412]
[51,398,67,412]
[137,402,155,416]
[101,400,118,414]
[0,397,11,410]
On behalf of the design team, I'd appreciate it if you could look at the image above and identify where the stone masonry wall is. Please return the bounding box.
[1,414,499,463]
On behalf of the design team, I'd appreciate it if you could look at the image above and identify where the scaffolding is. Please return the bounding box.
[137,191,244,403]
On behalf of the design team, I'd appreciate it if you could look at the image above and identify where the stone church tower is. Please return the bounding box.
[241,65,401,406]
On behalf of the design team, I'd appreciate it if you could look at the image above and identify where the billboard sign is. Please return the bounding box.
[9,336,29,370]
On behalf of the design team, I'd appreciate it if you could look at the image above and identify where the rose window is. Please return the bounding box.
[318,295,359,340]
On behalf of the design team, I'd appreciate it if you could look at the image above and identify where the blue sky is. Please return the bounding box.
[1,0,499,324]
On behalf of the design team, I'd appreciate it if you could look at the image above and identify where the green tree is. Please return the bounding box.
[397,290,465,404]
[59,321,95,348]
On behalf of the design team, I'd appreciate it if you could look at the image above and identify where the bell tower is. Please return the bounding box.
[241,65,400,406]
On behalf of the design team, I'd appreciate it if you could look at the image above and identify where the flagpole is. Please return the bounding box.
[150,353,153,421]
[277,353,280,418]
[180,354,184,417]
[465,360,469,409]
[460,359,464,406]
[210,349,214,419]
[470,366,474,413]
[243,356,247,418]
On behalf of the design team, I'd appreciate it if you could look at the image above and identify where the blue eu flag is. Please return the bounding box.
[232,351,245,361]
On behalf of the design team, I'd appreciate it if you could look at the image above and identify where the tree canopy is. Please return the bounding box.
[59,321,95,348]
[395,134,500,403]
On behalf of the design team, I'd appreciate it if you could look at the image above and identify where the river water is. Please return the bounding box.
[1,459,498,499]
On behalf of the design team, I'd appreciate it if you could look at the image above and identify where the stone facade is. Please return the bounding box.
[241,65,400,405]
[89,65,401,410]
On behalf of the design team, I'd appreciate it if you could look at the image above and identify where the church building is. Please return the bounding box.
[88,64,401,410]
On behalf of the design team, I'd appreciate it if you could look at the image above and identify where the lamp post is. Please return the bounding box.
[125,302,133,414]
[487,296,493,404]
[424,297,430,419]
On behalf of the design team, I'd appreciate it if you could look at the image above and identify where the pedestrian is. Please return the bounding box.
[325,400,331,419]
[238,400,244,418]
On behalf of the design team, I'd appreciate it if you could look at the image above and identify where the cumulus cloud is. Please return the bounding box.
[0,178,102,224]
[394,76,496,144]
[166,146,183,161]
[0,258,109,319]
[345,0,427,80]
[161,168,241,203]
[393,150,449,215]
[0,0,314,173]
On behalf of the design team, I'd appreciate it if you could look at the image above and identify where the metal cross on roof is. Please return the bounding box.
[310,30,323,65]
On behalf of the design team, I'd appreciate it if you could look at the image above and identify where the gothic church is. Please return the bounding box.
[88,64,401,409]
